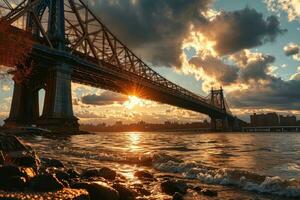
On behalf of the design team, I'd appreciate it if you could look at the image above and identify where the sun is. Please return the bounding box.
[124,96,143,109]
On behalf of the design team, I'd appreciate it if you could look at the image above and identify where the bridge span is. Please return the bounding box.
[0,0,243,132]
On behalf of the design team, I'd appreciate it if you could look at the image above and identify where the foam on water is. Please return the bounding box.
[151,153,300,198]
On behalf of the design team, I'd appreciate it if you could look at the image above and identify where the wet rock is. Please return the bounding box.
[0,165,27,190]
[193,185,202,192]
[81,168,99,178]
[112,183,136,200]
[67,168,80,178]
[173,192,184,200]
[29,173,64,192]
[41,158,64,168]
[134,170,154,180]
[1,176,26,191]
[200,188,218,197]
[161,180,188,195]
[72,182,120,200]
[135,187,151,196]
[0,134,27,152]
[99,167,117,180]
[0,151,4,165]
[55,170,71,182]
[10,152,40,170]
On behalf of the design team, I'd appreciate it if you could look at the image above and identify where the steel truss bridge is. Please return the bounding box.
[0,0,242,132]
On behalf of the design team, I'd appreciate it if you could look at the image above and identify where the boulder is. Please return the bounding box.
[41,158,64,168]
[112,183,136,200]
[72,182,119,200]
[81,169,100,178]
[67,169,80,179]
[173,192,184,200]
[99,167,117,180]
[8,151,40,169]
[55,170,71,182]
[161,179,188,195]
[0,134,27,152]
[29,173,64,192]
[0,165,27,190]
[134,170,154,180]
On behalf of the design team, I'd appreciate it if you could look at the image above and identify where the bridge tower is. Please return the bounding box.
[209,87,235,131]
[4,0,79,133]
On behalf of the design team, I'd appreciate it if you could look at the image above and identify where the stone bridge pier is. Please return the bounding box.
[210,116,241,132]
[4,62,79,133]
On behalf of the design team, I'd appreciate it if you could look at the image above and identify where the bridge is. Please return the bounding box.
[0,0,242,133]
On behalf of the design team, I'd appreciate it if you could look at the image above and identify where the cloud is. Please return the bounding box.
[284,43,300,61]
[199,7,286,55]
[265,0,300,21]
[89,1,284,68]
[81,91,127,106]
[188,54,239,85]
[227,77,300,110]
[90,0,212,67]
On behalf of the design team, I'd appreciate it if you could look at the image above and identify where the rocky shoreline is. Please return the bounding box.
[0,132,223,200]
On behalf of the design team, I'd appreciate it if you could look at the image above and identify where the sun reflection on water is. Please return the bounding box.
[128,132,141,152]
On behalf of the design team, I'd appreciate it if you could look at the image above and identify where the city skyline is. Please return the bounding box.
[1,0,300,125]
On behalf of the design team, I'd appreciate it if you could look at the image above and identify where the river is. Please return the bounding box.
[20,132,300,199]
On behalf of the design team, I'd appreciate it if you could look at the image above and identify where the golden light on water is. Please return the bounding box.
[128,132,141,152]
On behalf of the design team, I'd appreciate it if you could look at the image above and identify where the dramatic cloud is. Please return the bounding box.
[284,43,300,61]
[265,0,300,21]
[89,0,212,67]
[89,1,284,67]
[200,7,286,55]
[189,54,239,85]
[81,91,127,106]
[227,77,300,110]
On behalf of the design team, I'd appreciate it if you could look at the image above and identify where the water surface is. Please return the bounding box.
[20,132,300,199]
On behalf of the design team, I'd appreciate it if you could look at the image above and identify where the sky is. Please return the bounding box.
[1,0,300,125]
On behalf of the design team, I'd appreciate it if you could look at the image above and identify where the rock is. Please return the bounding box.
[55,170,71,182]
[2,176,26,191]
[112,183,136,200]
[99,167,117,180]
[0,151,4,165]
[67,169,80,178]
[0,134,27,152]
[173,192,184,200]
[200,188,218,197]
[135,187,151,196]
[41,158,64,168]
[134,170,154,180]
[192,185,202,192]
[11,152,40,169]
[29,173,64,192]
[0,165,24,178]
[81,168,99,178]
[0,165,27,190]
[161,180,188,195]
[72,182,120,200]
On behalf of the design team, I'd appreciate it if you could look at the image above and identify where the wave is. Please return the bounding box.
[152,153,300,198]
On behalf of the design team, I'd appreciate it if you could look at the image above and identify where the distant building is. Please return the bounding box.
[250,113,298,127]
[250,113,279,126]
[280,115,297,126]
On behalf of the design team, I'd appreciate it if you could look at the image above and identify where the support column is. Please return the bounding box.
[4,81,39,128]
[210,118,217,132]
[37,62,79,133]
